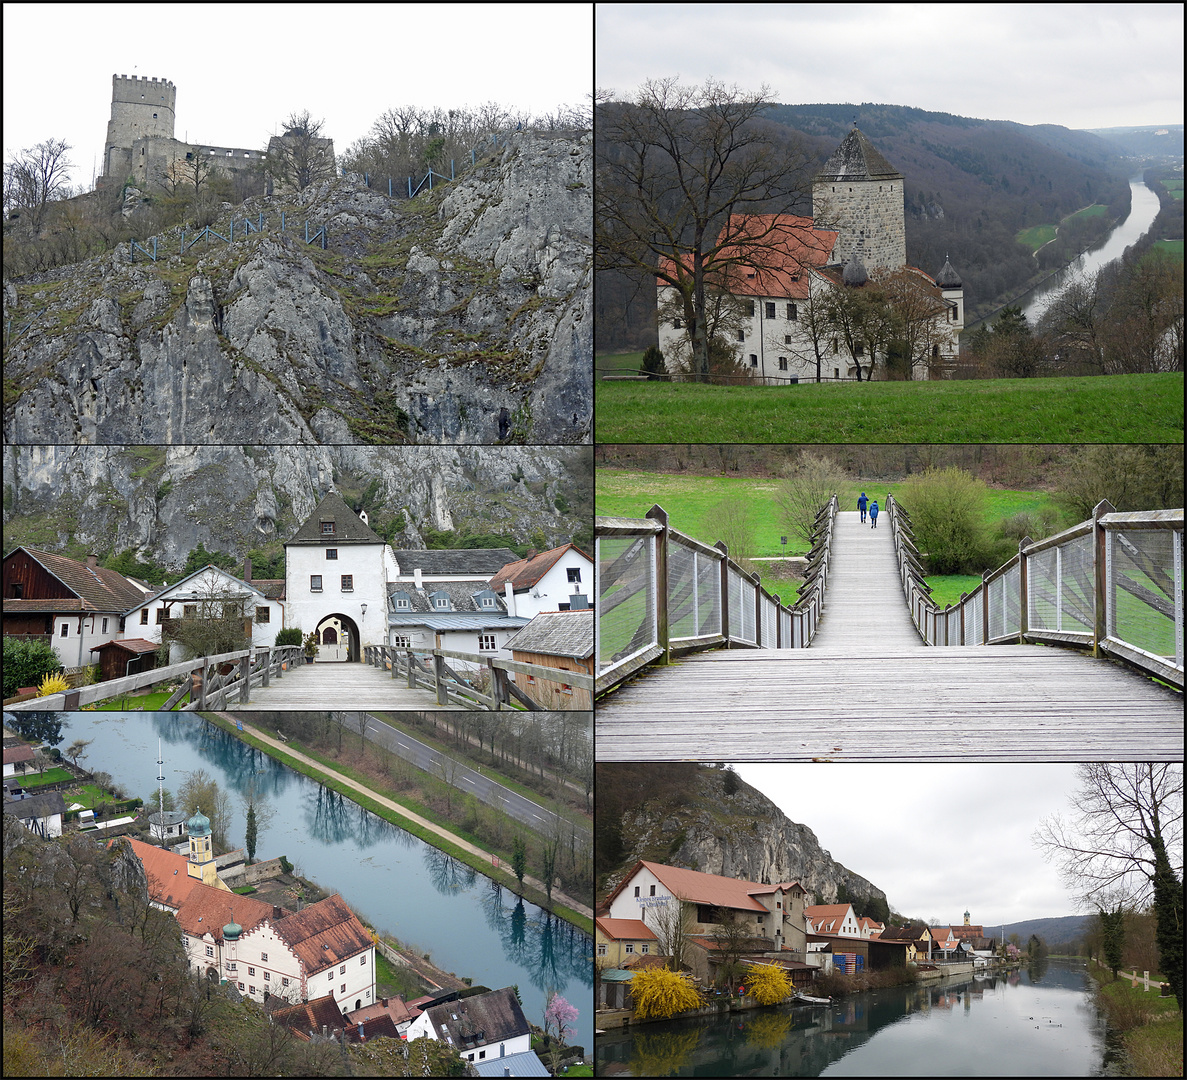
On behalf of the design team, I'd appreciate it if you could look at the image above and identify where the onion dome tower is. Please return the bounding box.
[186,806,218,886]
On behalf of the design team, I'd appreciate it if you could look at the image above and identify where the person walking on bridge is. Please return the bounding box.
[858,492,868,523]
[869,500,879,529]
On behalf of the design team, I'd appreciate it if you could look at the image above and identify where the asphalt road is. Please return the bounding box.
[360,713,587,842]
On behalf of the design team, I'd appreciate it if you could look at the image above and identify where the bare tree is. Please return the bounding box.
[265,111,335,192]
[3,138,73,228]
[160,571,252,661]
[596,78,816,381]
[776,451,847,546]
[1033,764,1182,1010]
[650,896,696,972]
[160,149,215,196]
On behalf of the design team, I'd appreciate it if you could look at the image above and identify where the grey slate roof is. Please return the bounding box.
[388,581,508,614]
[388,613,530,632]
[422,986,530,1052]
[287,492,384,546]
[503,610,594,659]
[935,256,962,288]
[816,127,903,181]
[472,1050,550,1077]
[392,548,520,576]
[4,789,67,820]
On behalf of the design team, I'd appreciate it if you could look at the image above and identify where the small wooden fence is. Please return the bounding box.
[6,645,305,712]
[887,496,1184,688]
[362,644,593,711]
[595,497,838,695]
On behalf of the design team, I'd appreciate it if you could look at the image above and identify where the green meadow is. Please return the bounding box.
[595,370,1184,443]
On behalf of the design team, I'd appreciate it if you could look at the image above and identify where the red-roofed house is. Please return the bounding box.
[488,544,593,619]
[119,836,230,913]
[857,916,885,939]
[605,860,808,971]
[595,916,659,967]
[805,904,861,938]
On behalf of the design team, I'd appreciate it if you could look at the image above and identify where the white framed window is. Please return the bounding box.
[340,964,346,975]
[479,634,497,652]
[434,597,449,609]
[597,943,607,956]
[249,966,255,975]
[261,952,267,962]
[282,977,290,987]
[206,946,214,957]
[625,944,634,954]
[567,568,581,583]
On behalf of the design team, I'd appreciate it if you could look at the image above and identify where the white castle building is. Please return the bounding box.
[657,127,963,382]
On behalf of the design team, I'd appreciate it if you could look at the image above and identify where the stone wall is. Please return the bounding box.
[813,177,906,271]
[243,856,284,884]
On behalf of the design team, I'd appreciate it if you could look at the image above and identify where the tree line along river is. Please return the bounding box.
[52,712,595,1051]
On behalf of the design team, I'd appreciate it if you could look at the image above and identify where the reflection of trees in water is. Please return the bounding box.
[424,847,478,894]
[477,881,593,996]
[148,716,294,802]
[629,1028,702,1077]
[748,1010,794,1050]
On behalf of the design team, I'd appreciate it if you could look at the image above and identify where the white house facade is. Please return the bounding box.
[488,544,593,619]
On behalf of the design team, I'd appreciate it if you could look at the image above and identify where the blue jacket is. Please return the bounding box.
[869,501,879,517]
[857,494,868,511]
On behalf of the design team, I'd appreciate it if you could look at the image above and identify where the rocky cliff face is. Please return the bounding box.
[3,132,591,445]
[1,443,590,568]
[607,765,887,908]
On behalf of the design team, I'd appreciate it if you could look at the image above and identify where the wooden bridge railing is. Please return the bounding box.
[887,496,1184,689]
[595,497,839,696]
[362,644,593,711]
[5,645,306,712]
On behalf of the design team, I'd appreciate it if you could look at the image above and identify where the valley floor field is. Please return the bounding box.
[595,371,1183,443]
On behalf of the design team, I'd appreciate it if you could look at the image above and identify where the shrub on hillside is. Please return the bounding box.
[3,636,64,699]
[899,467,999,575]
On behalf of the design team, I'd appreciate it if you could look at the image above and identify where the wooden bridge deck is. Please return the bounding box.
[233,660,461,711]
[596,513,1182,760]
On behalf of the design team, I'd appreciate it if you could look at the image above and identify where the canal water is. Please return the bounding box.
[596,960,1114,1076]
[52,712,594,1050]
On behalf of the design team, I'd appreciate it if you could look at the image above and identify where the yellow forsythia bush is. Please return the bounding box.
[37,671,70,697]
[631,967,703,1019]
[745,962,792,1005]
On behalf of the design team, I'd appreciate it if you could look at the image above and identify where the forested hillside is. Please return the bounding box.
[597,101,1132,349]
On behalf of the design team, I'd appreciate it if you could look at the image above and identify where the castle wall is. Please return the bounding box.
[812,177,906,272]
[105,75,175,182]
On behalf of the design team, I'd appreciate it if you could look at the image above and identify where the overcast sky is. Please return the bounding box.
[3,2,592,191]
[734,763,1093,929]
[596,3,1183,131]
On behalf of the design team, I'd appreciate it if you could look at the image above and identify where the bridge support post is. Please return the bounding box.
[261,648,271,687]
[238,654,250,704]
[433,653,448,706]
[715,540,731,647]
[1018,536,1032,644]
[645,504,671,665]
[981,571,990,644]
[406,651,416,689]
[1092,499,1116,657]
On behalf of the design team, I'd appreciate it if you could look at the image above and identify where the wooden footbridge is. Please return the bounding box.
[232,658,461,710]
[595,501,1183,761]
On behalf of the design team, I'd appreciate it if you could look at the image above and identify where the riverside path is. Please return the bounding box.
[596,512,1183,761]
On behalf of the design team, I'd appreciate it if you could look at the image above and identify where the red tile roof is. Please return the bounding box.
[94,637,160,654]
[596,917,658,941]
[273,893,373,975]
[11,547,148,612]
[121,837,204,911]
[176,881,276,943]
[658,215,838,301]
[606,860,800,915]
[488,544,592,592]
[271,993,347,1040]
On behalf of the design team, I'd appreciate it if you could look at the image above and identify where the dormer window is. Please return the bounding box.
[321,521,335,535]
[392,594,410,610]
[481,596,495,608]
[434,596,449,610]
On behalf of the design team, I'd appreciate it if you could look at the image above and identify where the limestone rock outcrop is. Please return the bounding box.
[3,131,591,444]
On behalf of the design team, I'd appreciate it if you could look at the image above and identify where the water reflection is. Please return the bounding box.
[32,712,593,1047]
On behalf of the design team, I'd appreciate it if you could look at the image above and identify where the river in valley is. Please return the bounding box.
[596,959,1117,1076]
[48,712,594,1050]
[971,174,1162,331]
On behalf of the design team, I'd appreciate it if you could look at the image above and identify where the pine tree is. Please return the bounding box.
[512,835,527,887]
[245,801,258,864]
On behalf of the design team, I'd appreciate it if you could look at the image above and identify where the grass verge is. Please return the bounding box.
[594,372,1184,443]
[1090,961,1183,1077]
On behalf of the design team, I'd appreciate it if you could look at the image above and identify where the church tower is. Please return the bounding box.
[186,807,220,886]
[813,128,906,272]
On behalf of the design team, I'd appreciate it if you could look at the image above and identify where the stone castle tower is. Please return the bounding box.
[104,74,177,183]
[813,127,907,273]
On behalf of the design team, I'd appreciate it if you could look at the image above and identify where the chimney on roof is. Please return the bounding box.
[273,905,283,920]
[526,548,537,559]
[382,997,389,1008]
[413,567,422,590]
[87,553,98,569]
[243,556,252,582]
[503,581,516,617]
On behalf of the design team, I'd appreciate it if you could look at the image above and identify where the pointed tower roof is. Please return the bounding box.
[936,256,962,289]
[817,127,902,181]
[286,491,385,546]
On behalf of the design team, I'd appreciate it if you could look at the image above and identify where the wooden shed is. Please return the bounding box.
[94,637,160,683]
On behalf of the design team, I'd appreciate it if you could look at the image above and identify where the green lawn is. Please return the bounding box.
[595,372,1184,443]
[86,689,180,711]
[19,767,74,786]
[1016,224,1057,251]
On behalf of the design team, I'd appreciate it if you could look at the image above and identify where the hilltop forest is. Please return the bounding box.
[596,100,1135,351]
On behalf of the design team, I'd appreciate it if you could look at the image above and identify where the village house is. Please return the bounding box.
[487,543,593,619]
[657,128,964,382]
[605,860,810,986]
[595,916,660,967]
[804,903,862,938]
[3,743,37,779]
[2,546,152,671]
[3,788,67,839]
[502,609,594,709]
[405,986,540,1072]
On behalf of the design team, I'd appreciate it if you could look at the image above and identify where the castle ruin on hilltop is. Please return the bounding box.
[100,74,334,192]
